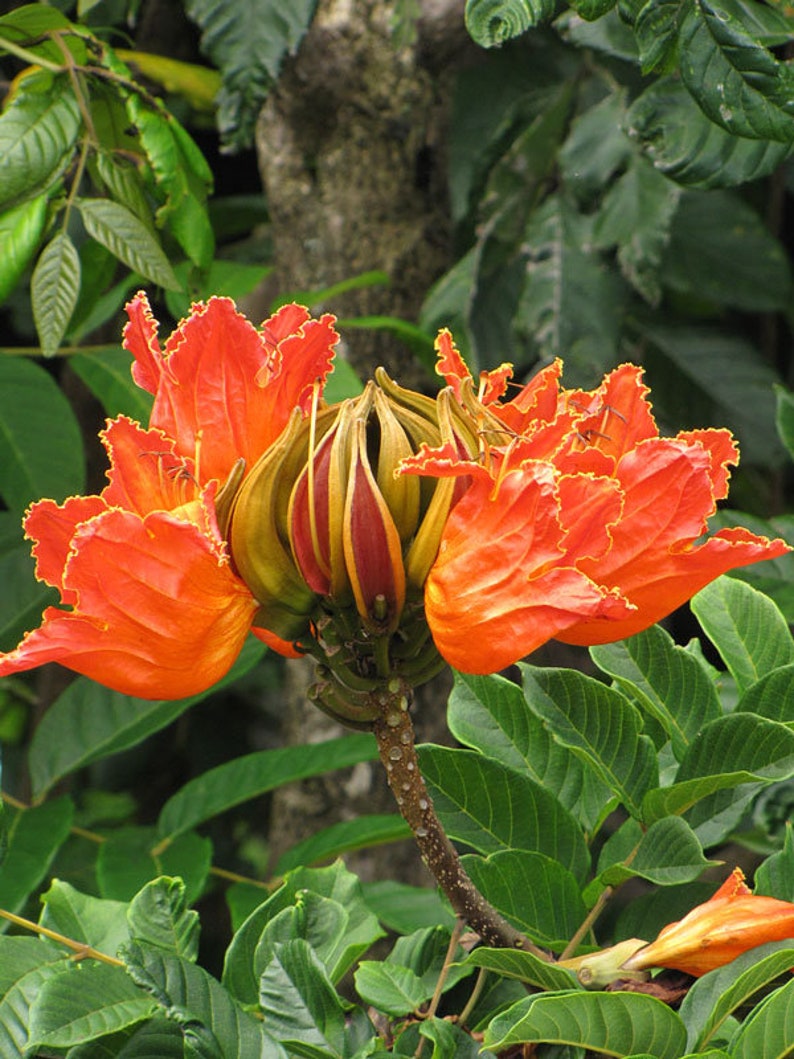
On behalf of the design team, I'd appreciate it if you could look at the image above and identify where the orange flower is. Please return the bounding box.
[401,332,789,673]
[622,868,794,976]
[0,295,338,698]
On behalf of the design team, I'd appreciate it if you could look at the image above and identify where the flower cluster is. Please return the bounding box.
[0,297,787,702]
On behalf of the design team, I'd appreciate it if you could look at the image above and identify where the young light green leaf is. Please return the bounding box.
[27,963,155,1049]
[70,347,154,422]
[127,877,200,961]
[679,0,794,143]
[464,0,556,46]
[598,816,713,887]
[156,735,378,842]
[123,941,286,1059]
[354,962,431,1017]
[97,827,211,905]
[29,637,265,798]
[679,940,794,1051]
[258,938,348,1054]
[223,861,383,1006]
[485,990,688,1056]
[591,624,722,760]
[691,577,794,694]
[627,77,790,189]
[0,73,81,209]
[520,664,658,819]
[464,946,581,992]
[448,670,615,834]
[0,797,74,917]
[0,194,48,301]
[462,850,586,951]
[275,814,411,876]
[728,975,794,1058]
[39,881,130,958]
[253,893,353,988]
[0,356,85,516]
[32,230,81,356]
[418,745,590,881]
[77,198,181,290]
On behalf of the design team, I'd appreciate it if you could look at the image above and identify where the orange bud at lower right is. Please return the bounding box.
[622,870,794,977]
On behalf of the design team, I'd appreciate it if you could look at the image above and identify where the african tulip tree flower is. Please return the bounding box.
[399,331,789,674]
[622,868,794,977]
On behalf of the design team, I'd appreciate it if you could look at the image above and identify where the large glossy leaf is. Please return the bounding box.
[70,348,154,422]
[679,0,794,143]
[27,963,155,1050]
[0,937,66,998]
[31,231,81,356]
[597,815,713,886]
[223,861,384,1006]
[738,664,794,724]
[447,670,615,834]
[97,828,212,905]
[464,0,557,45]
[258,938,348,1054]
[0,72,81,209]
[728,975,794,1058]
[462,850,587,951]
[127,877,200,961]
[591,624,722,760]
[39,880,130,959]
[360,881,455,935]
[679,940,794,1051]
[691,578,794,694]
[29,637,265,798]
[0,194,48,301]
[274,814,411,876]
[123,941,286,1058]
[559,90,632,196]
[0,356,85,516]
[593,153,680,304]
[183,0,317,149]
[754,825,794,899]
[520,665,658,819]
[156,734,377,842]
[77,198,180,291]
[485,990,687,1056]
[0,957,73,1055]
[0,797,74,918]
[627,76,791,188]
[418,745,590,880]
[464,946,581,992]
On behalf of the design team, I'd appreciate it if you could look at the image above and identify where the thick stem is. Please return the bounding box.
[372,680,549,958]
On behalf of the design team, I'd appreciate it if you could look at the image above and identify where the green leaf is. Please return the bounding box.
[0,72,81,209]
[0,797,74,917]
[520,664,658,819]
[123,941,285,1058]
[590,625,722,760]
[40,881,130,958]
[462,850,587,951]
[597,816,713,886]
[559,91,632,197]
[0,936,65,997]
[31,231,81,356]
[776,384,794,462]
[642,771,767,822]
[360,881,456,935]
[115,1017,186,1058]
[691,578,794,694]
[355,962,431,1017]
[127,877,200,961]
[184,0,317,149]
[274,814,411,875]
[0,356,85,516]
[27,963,155,1049]
[0,514,55,653]
[0,957,73,1055]
[627,77,791,189]
[337,316,435,374]
[464,0,556,45]
[29,637,265,798]
[728,976,794,1058]
[635,0,687,72]
[70,348,154,422]
[156,734,377,842]
[258,939,348,1054]
[592,153,680,304]
[661,190,791,311]
[680,940,794,1051]
[447,670,615,834]
[516,194,625,382]
[679,0,794,143]
[0,194,48,301]
[418,745,590,881]
[223,861,383,1006]
[165,259,273,322]
[77,198,181,290]
[738,664,794,724]
[97,827,212,905]
[754,823,794,898]
[485,990,688,1055]
[464,946,581,992]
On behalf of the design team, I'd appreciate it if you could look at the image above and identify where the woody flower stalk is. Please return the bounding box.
[0,296,788,953]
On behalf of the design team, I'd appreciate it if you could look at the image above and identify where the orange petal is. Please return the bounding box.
[434,329,471,399]
[497,358,564,434]
[0,509,257,698]
[251,625,305,659]
[24,496,107,603]
[101,417,199,515]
